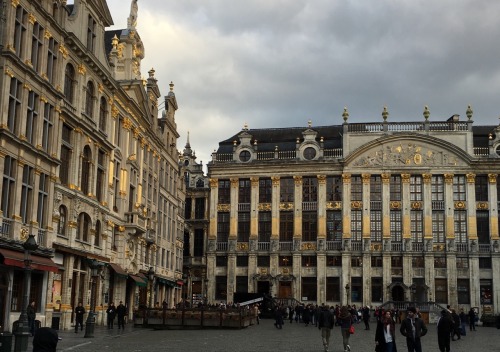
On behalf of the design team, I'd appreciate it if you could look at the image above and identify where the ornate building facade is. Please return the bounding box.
[207,109,500,316]
[0,0,185,331]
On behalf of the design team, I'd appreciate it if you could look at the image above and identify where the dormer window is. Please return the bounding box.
[303,147,317,160]
[239,150,251,162]
[87,15,96,52]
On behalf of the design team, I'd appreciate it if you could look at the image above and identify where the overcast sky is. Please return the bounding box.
[106,0,500,170]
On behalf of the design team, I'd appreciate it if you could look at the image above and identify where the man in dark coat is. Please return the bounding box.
[33,327,60,352]
[106,302,117,329]
[400,307,427,352]
[318,304,334,352]
[74,302,85,333]
[116,301,127,329]
[27,301,36,336]
[437,310,454,352]
[450,309,461,340]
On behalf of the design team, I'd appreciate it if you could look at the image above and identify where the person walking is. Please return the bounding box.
[74,302,85,333]
[338,306,352,352]
[27,301,36,336]
[106,302,117,329]
[116,301,127,329]
[375,310,398,352]
[437,309,453,352]
[450,309,461,340]
[318,304,335,352]
[274,305,283,329]
[400,306,427,352]
[363,306,371,330]
[468,307,476,331]
[458,309,467,336]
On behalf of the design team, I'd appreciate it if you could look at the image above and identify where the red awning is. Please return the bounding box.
[0,248,59,273]
[176,280,184,286]
[108,263,128,278]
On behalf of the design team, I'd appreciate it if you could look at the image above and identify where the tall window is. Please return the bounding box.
[30,22,44,72]
[475,175,488,202]
[390,175,401,201]
[94,220,101,247]
[96,150,105,202]
[327,176,342,201]
[351,175,362,201]
[326,211,342,241]
[302,211,317,241]
[14,5,28,58]
[435,278,448,304]
[238,179,251,203]
[26,91,39,144]
[194,198,205,219]
[301,277,317,301]
[477,211,490,244]
[326,277,340,301]
[85,81,95,118]
[113,160,120,210]
[302,177,317,202]
[457,279,470,304]
[258,212,271,242]
[370,211,382,241]
[46,37,58,83]
[217,212,230,242]
[64,64,75,103]
[41,103,53,152]
[280,177,294,202]
[20,165,34,224]
[410,175,422,201]
[99,97,107,132]
[454,210,467,243]
[351,209,362,241]
[432,211,445,243]
[8,77,23,133]
[372,277,383,302]
[351,277,363,302]
[60,124,72,185]
[370,175,382,201]
[390,211,402,242]
[237,212,250,242]
[1,156,16,218]
[218,179,230,204]
[57,205,67,237]
[81,146,92,195]
[259,178,272,203]
[77,213,91,242]
[410,211,423,243]
[453,175,466,201]
[279,212,293,242]
[37,173,48,227]
[193,229,204,257]
[86,15,96,52]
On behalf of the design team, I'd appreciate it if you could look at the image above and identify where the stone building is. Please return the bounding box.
[206,108,500,316]
[0,0,185,331]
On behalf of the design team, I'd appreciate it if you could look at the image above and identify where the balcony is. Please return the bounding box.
[351,241,362,251]
[479,244,491,253]
[412,242,423,252]
[124,211,147,236]
[456,243,468,253]
[302,202,317,211]
[37,228,47,247]
[391,242,403,251]
[279,241,293,251]
[0,218,13,239]
[216,242,228,251]
[258,242,270,251]
[326,241,342,251]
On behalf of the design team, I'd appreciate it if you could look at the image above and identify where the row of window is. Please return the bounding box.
[217,175,495,204]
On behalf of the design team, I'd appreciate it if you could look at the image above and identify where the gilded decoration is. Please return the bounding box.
[11,0,20,7]
[390,201,401,210]
[301,242,316,251]
[317,175,326,184]
[258,203,271,211]
[433,245,445,252]
[454,201,466,209]
[58,44,68,58]
[4,68,14,77]
[381,173,391,184]
[20,227,29,241]
[28,13,36,24]
[237,242,249,251]
[282,268,289,275]
[230,178,239,187]
[251,177,259,187]
[209,178,218,188]
[279,202,294,211]
[362,174,371,184]
[466,173,476,183]
[351,201,362,209]
[444,174,454,184]
[217,204,230,212]
[271,176,280,186]
[371,244,382,251]
[123,118,132,130]
[77,64,86,75]
[326,201,342,210]
[411,201,422,210]
[293,176,302,185]
[353,143,462,167]
[401,174,411,183]
[422,173,432,184]
[43,29,52,39]
[488,174,497,183]
[342,174,351,183]
[260,268,268,275]
[477,202,489,210]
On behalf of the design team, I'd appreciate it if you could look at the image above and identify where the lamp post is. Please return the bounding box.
[345,283,350,306]
[147,267,155,308]
[14,234,39,352]
[84,259,101,338]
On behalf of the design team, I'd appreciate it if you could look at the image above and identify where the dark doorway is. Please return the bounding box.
[257,281,270,295]
[0,272,7,332]
[392,285,404,301]
[278,281,292,298]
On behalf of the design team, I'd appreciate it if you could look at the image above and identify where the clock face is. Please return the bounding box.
[239,150,251,162]
[303,147,316,160]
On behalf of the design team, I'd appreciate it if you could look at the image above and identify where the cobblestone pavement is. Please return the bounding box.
[43,319,500,351]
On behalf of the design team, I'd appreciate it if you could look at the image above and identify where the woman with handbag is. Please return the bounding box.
[338,306,352,352]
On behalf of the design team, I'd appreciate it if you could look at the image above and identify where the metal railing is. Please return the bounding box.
[326,241,342,251]
[0,218,13,238]
[258,242,270,251]
[279,241,293,251]
[37,228,46,247]
[216,242,228,251]
[479,244,491,253]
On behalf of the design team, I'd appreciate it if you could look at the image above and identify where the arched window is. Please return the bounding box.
[57,205,67,236]
[94,220,101,247]
[64,64,75,103]
[85,81,94,118]
[99,96,107,132]
[81,146,92,195]
[77,213,91,242]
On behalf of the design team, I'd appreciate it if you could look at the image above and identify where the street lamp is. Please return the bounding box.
[345,283,350,306]
[84,259,101,338]
[148,267,155,308]
[14,234,39,352]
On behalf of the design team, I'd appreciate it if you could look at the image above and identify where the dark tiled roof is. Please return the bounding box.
[472,125,497,148]
[104,29,123,56]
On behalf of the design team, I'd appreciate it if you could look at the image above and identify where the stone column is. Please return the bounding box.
[465,173,477,240]
[381,173,391,242]
[208,178,218,241]
[342,174,351,245]
[229,178,238,240]
[422,173,432,241]
[250,177,258,241]
[317,175,327,240]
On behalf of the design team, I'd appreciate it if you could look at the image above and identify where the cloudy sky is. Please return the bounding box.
[105,0,500,169]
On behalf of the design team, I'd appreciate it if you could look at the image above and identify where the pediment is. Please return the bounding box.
[345,134,472,169]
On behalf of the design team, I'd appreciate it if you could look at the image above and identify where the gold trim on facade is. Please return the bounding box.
[258,203,271,211]
[236,242,249,251]
[390,201,401,210]
[301,242,316,251]
[401,173,411,183]
[326,201,342,210]
[279,202,294,211]
[477,202,489,210]
[454,201,466,209]
[411,201,422,210]
[217,204,230,212]
[351,201,362,209]
[466,173,476,183]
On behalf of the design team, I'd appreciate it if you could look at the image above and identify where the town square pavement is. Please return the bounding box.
[32,318,500,351]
